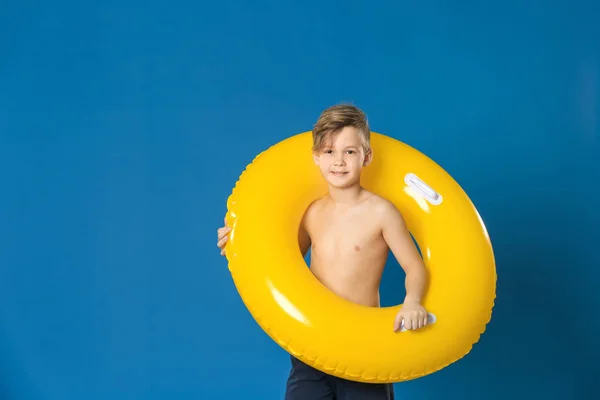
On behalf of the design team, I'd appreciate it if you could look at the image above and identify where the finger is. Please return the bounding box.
[217,232,227,241]
[217,226,230,236]
[393,315,401,331]
[217,235,229,248]
[221,249,225,256]
[217,228,231,241]
[404,318,412,330]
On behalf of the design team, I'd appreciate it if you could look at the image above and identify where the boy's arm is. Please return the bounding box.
[298,218,311,258]
[380,202,427,305]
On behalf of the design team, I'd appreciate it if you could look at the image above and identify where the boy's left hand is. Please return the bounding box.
[393,301,429,331]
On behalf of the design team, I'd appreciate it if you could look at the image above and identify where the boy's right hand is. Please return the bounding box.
[216,216,231,256]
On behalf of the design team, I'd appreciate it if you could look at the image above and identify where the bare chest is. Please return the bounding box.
[306,211,384,257]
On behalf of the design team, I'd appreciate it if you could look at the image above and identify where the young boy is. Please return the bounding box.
[216,104,429,399]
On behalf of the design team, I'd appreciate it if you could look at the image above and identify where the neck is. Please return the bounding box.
[327,183,364,205]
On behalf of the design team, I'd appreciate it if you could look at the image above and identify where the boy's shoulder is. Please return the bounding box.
[303,195,328,218]
[363,191,402,218]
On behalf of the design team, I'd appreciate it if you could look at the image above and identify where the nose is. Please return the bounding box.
[333,153,345,166]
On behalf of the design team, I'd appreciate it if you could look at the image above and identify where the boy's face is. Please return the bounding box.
[312,126,372,188]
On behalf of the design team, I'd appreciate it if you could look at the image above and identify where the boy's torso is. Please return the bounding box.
[302,190,390,307]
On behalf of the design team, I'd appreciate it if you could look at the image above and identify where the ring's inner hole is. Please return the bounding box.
[379,233,422,307]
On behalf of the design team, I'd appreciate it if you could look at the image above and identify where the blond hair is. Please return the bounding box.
[312,103,371,153]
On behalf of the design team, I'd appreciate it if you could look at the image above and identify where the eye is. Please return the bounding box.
[346,150,355,154]
[324,149,333,154]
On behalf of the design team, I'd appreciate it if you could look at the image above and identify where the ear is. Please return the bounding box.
[363,149,373,166]
[312,150,320,166]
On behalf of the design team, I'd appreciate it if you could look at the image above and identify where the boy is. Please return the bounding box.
[216,104,429,399]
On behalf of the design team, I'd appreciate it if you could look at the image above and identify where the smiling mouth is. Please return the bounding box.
[329,171,348,176]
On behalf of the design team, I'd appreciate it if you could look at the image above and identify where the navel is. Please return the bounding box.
[354,245,360,252]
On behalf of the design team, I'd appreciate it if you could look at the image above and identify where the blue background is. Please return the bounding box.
[1,1,598,399]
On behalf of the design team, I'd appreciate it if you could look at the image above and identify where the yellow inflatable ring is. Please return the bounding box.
[225,131,496,383]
